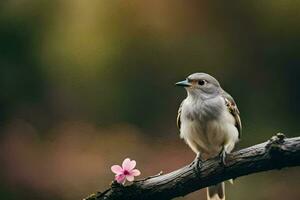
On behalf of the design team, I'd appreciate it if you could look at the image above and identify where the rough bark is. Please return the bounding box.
[84,133,300,200]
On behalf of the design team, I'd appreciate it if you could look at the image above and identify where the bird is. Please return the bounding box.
[175,72,242,200]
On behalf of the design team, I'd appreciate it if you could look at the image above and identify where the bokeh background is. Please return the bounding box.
[0,1,299,200]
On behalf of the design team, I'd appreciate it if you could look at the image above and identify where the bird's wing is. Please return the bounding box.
[222,90,242,138]
[177,101,184,130]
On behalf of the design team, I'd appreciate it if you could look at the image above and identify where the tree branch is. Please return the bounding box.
[84,133,300,200]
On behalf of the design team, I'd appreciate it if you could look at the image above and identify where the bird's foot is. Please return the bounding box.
[190,153,203,168]
[189,153,202,167]
[219,149,228,166]
[190,153,203,178]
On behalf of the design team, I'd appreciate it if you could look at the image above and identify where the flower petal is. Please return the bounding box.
[122,158,136,171]
[111,165,123,174]
[128,160,136,171]
[131,169,141,176]
[126,175,135,182]
[115,174,126,184]
[122,158,130,169]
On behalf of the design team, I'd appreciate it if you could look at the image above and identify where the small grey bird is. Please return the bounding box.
[176,73,241,200]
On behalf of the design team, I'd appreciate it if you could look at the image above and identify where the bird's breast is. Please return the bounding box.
[179,97,238,157]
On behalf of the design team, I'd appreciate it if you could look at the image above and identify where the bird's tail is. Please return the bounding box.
[207,182,225,200]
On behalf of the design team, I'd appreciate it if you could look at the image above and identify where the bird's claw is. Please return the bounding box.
[189,161,195,168]
[191,153,203,178]
[219,149,227,166]
[190,154,202,169]
[190,153,202,168]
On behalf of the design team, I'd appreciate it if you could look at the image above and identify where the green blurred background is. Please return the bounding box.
[0,1,299,200]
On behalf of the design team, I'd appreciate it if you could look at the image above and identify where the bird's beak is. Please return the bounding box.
[175,80,191,87]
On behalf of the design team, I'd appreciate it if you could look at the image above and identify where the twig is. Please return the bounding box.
[83,133,300,200]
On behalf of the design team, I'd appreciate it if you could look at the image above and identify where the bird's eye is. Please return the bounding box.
[198,80,206,86]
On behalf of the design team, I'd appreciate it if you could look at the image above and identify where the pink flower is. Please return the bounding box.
[111,158,141,184]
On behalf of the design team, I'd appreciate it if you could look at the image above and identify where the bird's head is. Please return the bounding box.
[175,72,221,100]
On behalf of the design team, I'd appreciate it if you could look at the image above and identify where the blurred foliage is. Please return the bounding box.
[0,1,299,200]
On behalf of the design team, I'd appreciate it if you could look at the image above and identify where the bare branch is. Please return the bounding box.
[83,133,300,200]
